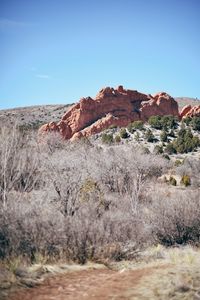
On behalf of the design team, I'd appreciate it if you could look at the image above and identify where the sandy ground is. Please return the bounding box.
[8,265,166,300]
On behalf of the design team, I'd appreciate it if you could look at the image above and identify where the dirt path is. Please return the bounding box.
[8,266,164,300]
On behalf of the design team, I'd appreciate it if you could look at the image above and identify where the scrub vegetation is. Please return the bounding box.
[0,119,200,299]
[0,123,200,266]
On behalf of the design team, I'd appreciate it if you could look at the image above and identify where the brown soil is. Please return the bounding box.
[8,266,165,300]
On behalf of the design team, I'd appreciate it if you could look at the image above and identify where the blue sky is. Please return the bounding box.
[0,0,199,109]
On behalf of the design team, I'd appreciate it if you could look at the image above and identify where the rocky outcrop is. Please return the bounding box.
[180,105,200,118]
[39,86,179,140]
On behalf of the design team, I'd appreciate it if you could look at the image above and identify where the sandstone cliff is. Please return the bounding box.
[39,86,179,140]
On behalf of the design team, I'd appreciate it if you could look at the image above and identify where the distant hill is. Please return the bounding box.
[0,104,73,129]
[175,97,200,110]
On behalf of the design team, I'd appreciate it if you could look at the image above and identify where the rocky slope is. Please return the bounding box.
[39,86,179,140]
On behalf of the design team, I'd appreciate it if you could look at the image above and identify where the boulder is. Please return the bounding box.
[39,86,179,140]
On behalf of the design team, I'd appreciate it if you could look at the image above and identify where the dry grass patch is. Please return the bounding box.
[122,246,200,300]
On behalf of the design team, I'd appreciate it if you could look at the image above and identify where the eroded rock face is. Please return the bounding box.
[180,105,200,118]
[39,86,179,140]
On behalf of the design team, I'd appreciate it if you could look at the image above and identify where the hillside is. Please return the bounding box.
[0,104,73,129]
[175,97,200,109]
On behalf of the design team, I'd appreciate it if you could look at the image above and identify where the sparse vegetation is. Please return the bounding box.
[148,116,163,129]
[162,127,200,154]
[169,176,177,186]
[127,122,136,133]
[153,145,163,154]
[114,134,121,143]
[101,133,113,144]
[18,120,46,132]
[160,130,168,142]
[183,116,192,126]
[192,116,200,131]
[162,154,170,160]
[183,116,200,131]
[173,128,200,153]
[168,129,175,137]
[119,128,129,139]
[181,175,191,187]
[148,115,178,130]
[131,120,144,130]
[145,129,156,142]
[135,131,140,141]
[174,159,182,167]
[165,142,177,155]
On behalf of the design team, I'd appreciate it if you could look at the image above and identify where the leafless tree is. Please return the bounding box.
[85,145,168,214]
[148,186,200,245]
[0,125,41,208]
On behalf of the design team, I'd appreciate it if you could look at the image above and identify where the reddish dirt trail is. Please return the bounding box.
[9,266,163,300]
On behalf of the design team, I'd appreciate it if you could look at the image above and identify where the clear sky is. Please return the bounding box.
[0,0,199,109]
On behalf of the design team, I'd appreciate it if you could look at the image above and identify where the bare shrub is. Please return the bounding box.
[0,126,41,208]
[86,145,168,214]
[63,195,150,263]
[176,157,200,187]
[0,194,65,260]
[148,187,200,246]
[39,131,67,153]
[2,127,198,265]
[0,191,150,263]
[41,142,92,216]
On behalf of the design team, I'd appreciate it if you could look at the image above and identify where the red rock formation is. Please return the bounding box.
[180,105,200,118]
[140,92,179,120]
[180,105,192,118]
[39,122,59,133]
[39,86,179,140]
